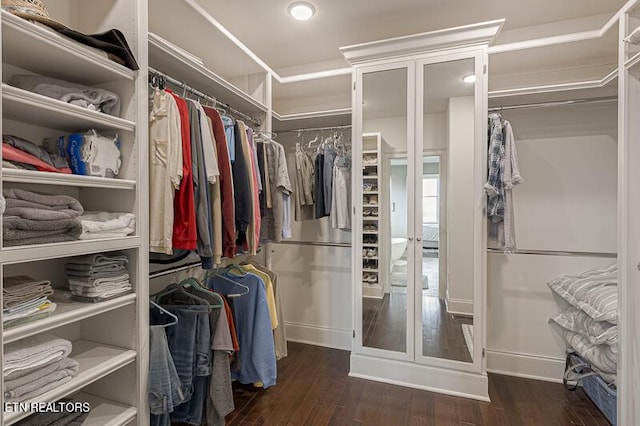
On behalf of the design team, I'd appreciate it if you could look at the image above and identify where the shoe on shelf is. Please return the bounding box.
[368,195,378,205]
[362,249,368,258]
[367,248,377,257]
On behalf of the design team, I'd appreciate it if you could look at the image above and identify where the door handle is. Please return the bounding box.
[416,237,422,242]
[408,237,414,241]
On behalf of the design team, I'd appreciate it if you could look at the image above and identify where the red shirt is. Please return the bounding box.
[202,106,237,258]
[166,90,197,250]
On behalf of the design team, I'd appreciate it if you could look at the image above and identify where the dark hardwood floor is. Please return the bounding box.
[227,342,609,426]
[362,293,407,352]
[422,296,473,362]
[362,293,472,362]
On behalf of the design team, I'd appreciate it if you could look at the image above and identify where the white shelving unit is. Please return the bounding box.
[361,133,384,299]
[0,1,147,424]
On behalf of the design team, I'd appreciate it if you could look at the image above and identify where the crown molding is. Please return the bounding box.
[339,19,505,65]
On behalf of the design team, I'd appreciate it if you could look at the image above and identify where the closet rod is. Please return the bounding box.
[489,96,617,112]
[148,67,262,127]
[275,240,351,248]
[281,124,352,133]
[487,248,617,258]
[149,261,202,280]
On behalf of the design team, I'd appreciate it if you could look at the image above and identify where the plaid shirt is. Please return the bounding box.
[485,113,505,221]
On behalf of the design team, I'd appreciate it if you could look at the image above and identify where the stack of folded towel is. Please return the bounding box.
[3,334,78,403]
[3,135,71,174]
[3,189,83,246]
[3,276,56,329]
[65,253,132,302]
[79,211,136,240]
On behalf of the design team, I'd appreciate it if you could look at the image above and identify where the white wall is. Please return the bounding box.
[486,102,618,382]
[364,113,446,153]
[269,132,352,350]
[390,164,408,238]
[446,97,475,315]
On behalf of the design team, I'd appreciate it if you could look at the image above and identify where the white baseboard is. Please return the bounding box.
[350,353,489,401]
[487,349,565,383]
[445,296,474,316]
[285,322,352,351]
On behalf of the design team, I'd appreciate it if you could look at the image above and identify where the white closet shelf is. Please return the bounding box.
[363,217,379,221]
[2,84,136,133]
[363,231,379,235]
[362,269,379,273]
[4,340,137,425]
[362,150,378,154]
[363,175,379,179]
[363,204,379,208]
[1,236,141,264]
[3,294,137,344]
[73,393,137,426]
[363,257,379,260]
[625,51,640,73]
[1,11,135,85]
[2,169,136,190]
[363,191,379,194]
[149,33,268,118]
[363,244,379,247]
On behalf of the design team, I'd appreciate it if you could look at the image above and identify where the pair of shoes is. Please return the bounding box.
[363,273,378,283]
[367,248,377,257]
[364,225,377,232]
[363,209,372,216]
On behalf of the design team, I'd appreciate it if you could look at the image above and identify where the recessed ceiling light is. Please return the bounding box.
[462,74,476,84]
[288,2,315,21]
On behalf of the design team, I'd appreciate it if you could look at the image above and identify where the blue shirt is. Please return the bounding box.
[208,271,276,387]
[221,115,236,163]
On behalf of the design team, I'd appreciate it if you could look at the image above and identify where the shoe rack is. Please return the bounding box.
[362,133,384,298]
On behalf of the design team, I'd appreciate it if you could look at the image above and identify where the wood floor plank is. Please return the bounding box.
[225,342,612,426]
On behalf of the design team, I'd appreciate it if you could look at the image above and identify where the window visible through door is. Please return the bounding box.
[422,175,439,223]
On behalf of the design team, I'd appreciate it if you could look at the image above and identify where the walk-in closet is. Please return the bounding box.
[0,0,637,424]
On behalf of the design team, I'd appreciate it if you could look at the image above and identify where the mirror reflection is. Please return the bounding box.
[361,68,407,353]
[421,59,474,362]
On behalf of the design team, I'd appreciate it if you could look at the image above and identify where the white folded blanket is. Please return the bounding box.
[71,286,132,299]
[4,334,72,377]
[79,212,135,240]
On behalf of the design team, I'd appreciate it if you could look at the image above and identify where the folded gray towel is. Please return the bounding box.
[3,276,53,308]
[68,274,129,288]
[4,189,83,219]
[71,291,133,303]
[9,74,120,116]
[66,253,128,267]
[6,374,74,402]
[65,268,127,279]
[5,357,79,401]
[3,218,82,246]
[4,334,73,377]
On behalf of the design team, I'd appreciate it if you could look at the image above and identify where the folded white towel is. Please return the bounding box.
[4,334,72,377]
[79,212,135,240]
[5,357,79,402]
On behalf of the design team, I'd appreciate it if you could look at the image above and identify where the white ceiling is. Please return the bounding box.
[197,0,625,73]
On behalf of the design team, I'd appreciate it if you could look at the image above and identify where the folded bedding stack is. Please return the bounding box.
[79,211,135,240]
[3,276,56,329]
[548,264,618,385]
[2,189,83,247]
[65,253,132,302]
[15,397,90,426]
[3,135,71,174]
[3,334,78,403]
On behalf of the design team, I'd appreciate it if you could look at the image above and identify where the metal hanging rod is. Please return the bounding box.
[275,240,351,248]
[489,96,617,113]
[148,67,262,127]
[487,248,617,258]
[149,261,202,280]
[281,125,352,134]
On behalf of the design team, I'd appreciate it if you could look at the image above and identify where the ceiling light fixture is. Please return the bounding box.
[462,74,476,84]
[288,2,315,21]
